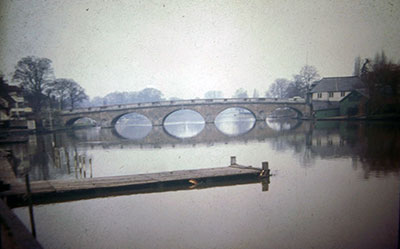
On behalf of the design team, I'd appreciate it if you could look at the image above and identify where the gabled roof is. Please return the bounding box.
[311,76,364,93]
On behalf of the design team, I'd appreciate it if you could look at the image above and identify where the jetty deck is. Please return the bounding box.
[2,160,270,208]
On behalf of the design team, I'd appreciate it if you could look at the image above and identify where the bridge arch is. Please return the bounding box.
[161,108,205,126]
[268,106,303,118]
[111,113,127,127]
[214,107,257,136]
[65,116,98,127]
[288,107,303,118]
[162,108,206,138]
[216,106,257,118]
[110,112,152,127]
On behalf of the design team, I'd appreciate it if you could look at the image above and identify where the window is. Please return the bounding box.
[328,92,334,98]
[317,93,322,98]
[340,91,345,97]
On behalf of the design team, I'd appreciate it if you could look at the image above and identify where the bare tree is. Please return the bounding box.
[65,81,88,109]
[268,78,290,98]
[12,56,54,112]
[298,65,320,87]
[49,78,71,109]
[288,65,320,98]
[233,88,248,98]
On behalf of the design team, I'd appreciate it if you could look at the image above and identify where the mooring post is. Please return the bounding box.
[261,161,270,176]
[66,150,70,174]
[89,158,93,178]
[58,149,61,168]
[77,155,81,178]
[261,178,270,191]
[230,156,236,165]
[25,174,36,238]
[74,153,78,178]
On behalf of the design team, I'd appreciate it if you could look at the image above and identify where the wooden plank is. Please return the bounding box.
[9,181,55,195]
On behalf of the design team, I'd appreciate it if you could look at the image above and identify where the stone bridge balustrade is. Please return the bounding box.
[60,97,310,128]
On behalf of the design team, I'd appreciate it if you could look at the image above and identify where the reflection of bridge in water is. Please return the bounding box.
[68,120,311,149]
[60,98,311,127]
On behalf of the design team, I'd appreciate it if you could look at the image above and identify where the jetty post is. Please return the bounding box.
[89,158,93,178]
[74,153,78,178]
[25,174,36,238]
[78,155,82,178]
[66,150,70,174]
[261,162,270,176]
[83,156,86,178]
[261,161,270,191]
[230,156,236,165]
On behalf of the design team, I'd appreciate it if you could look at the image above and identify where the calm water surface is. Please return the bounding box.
[6,119,400,249]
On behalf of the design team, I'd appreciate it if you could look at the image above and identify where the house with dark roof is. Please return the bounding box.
[5,84,32,121]
[0,79,17,126]
[310,76,368,118]
[0,80,34,129]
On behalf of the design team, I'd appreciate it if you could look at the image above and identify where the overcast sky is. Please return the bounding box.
[1,0,399,99]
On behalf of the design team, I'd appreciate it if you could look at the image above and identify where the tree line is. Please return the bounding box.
[204,65,321,100]
[6,55,321,114]
[5,56,167,111]
[88,88,164,106]
[8,52,399,118]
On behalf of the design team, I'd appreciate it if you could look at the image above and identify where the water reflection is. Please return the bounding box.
[3,120,400,181]
[266,117,301,131]
[215,107,256,136]
[72,126,102,141]
[8,120,400,249]
[114,113,152,140]
[268,107,298,118]
[163,109,205,138]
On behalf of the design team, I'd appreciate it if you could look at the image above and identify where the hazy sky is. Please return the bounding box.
[1,0,399,99]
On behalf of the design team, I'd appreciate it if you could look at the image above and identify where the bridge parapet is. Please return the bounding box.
[59,97,310,127]
[61,97,306,115]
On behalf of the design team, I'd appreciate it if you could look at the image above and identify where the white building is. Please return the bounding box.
[311,76,364,102]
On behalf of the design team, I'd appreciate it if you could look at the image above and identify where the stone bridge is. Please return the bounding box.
[60,97,311,128]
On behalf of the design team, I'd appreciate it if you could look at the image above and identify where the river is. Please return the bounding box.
[3,113,400,248]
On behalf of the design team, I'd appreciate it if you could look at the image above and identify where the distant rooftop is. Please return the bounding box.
[311,76,365,93]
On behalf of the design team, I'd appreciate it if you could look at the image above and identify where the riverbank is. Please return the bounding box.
[313,113,400,121]
[0,125,93,144]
